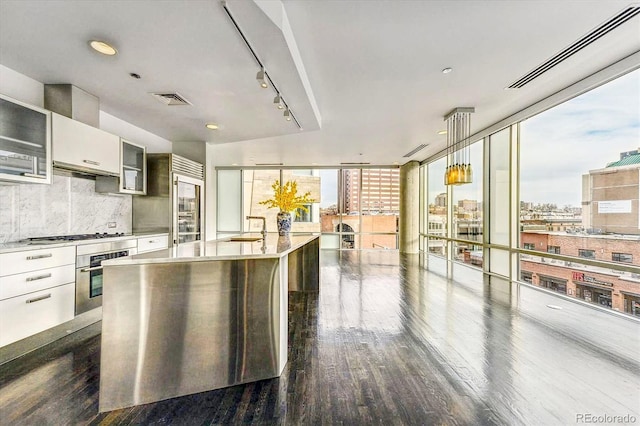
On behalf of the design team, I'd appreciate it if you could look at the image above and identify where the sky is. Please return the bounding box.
[519,68,639,207]
[320,169,338,207]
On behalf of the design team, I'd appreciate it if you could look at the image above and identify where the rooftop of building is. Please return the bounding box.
[604,148,640,168]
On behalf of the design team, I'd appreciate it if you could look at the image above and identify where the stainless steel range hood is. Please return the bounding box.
[44,84,100,128]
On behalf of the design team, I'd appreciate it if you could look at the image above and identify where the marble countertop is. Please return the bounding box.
[103,233,320,265]
[0,232,170,254]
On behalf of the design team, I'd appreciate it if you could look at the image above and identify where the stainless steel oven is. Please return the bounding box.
[76,239,137,315]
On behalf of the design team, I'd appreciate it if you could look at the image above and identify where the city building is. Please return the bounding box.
[520,151,640,316]
[583,149,640,234]
[342,168,400,215]
[0,1,638,424]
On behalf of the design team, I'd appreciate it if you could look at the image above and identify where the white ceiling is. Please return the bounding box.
[0,0,638,167]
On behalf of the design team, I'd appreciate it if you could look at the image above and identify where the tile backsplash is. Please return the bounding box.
[0,173,132,243]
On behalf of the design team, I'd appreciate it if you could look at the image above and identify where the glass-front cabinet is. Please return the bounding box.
[120,139,146,194]
[95,138,146,194]
[0,94,52,184]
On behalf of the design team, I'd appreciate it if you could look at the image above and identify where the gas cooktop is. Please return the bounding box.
[27,233,128,242]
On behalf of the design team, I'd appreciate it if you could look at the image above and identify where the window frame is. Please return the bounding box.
[578,249,596,259]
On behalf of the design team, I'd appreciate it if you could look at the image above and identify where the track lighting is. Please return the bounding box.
[256,68,268,88]
[273,93,284,109]
[222,2,301,128]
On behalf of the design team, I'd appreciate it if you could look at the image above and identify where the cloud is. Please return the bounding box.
[520,69,639,206]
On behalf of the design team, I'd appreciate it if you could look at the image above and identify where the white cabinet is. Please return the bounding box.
[51,112,120,176]
[0,94,52,184]
[0,283,75,347]
[96,138,146,194]
[121,140,146,194]
[0,264,75,300]
[137,234,169,253]
[0,246,76,347]
[0,245,75,276]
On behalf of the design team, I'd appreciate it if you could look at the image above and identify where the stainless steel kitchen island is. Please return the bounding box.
[98,233,319,412]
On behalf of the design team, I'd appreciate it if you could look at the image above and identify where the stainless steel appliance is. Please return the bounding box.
[133,154,205,246]
[75,238,136,315]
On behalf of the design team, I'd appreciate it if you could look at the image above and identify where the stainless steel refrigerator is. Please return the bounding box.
[133,153,205,245]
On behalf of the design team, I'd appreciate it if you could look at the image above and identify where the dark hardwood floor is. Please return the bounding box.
[1,251,639,425]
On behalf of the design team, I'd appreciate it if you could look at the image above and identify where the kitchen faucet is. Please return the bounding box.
[246,216,267,239]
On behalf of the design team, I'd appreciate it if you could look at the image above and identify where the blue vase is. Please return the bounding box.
[277,211,292,236]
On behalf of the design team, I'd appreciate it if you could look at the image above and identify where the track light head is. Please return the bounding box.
[256,68,268,88]
[284,108,292,121]
[273,94,284,109]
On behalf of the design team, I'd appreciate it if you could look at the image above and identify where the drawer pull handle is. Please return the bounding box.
[26,273,52,282]
[26,293,52,304]
[83,159,100,166]
[26,253,53,260]
[21,173,47,179]
[149,240,156,243]
[80,266,103,272]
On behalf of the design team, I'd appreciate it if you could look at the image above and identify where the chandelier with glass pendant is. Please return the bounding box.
[444,107,475,185]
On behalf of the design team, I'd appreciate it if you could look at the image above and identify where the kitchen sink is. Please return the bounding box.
[228,236,263,242]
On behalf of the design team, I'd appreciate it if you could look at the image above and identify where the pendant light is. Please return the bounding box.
[444,107,475,185]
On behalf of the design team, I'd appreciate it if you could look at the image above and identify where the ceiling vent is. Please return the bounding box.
[340,162,371,165]
[150,92,192,106]
[255,162,284,166]
[403,144,428,158]
[508,6,640,88]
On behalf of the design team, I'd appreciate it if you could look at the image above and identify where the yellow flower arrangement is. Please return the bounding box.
[259,180,314,216]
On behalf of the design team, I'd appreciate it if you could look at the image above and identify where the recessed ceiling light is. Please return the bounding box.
[393,162,399,165]
[442,67,453,74]
[89,40,117,56]
[232,163,238,166]
[438,130,447,135]
[205,123,219,130]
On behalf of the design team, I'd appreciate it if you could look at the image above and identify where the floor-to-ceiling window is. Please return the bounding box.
[519,69,640,316]
[452,140,484,268]
[424,157,447,259]
[421,142,484,270]
[419,67,640,318]
[217,167,400,250]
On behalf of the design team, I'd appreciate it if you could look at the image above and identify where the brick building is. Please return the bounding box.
[519,151,640,317]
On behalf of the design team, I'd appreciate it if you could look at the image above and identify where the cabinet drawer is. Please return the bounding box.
[137,235,168,253]
[0,264,75,301]
[0,282,75,347]
[0,246,75,277]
